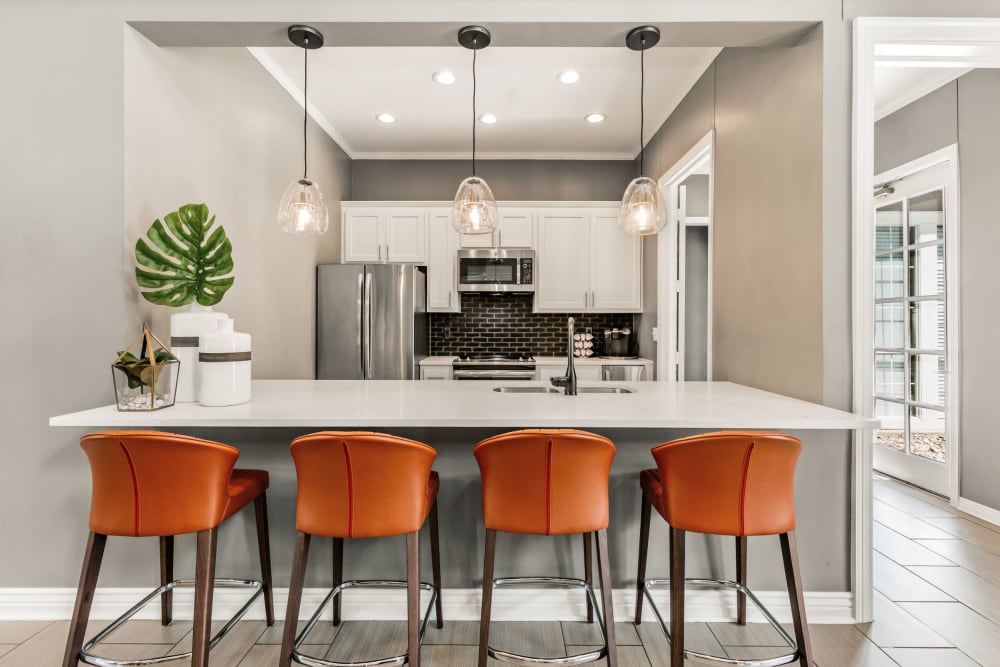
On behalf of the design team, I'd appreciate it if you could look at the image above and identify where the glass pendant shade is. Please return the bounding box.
[278,178,329,235]
[452,176,498,234]
[619,176,667,236]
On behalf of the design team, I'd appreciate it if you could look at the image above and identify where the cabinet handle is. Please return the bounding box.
[386,244,390,260]
[378,245,382,261]
[592,291,596,307]
[448,289,452,307]
[584,291,588,308]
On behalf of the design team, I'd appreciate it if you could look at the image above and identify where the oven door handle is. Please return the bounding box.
[452,369,537,380]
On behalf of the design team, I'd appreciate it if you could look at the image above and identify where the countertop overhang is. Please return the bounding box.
[50,380,876,430]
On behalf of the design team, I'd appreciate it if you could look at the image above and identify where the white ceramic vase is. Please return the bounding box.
[169,304,228,402]
[197,318,252,407]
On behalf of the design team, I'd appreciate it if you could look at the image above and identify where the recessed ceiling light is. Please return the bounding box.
[376,113,396,124]
[432,70,456,85]
[585,113,607,124]
[558,70,581,84]
[479,113,499,125]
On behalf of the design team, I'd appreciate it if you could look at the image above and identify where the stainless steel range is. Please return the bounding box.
[452,352,536,380]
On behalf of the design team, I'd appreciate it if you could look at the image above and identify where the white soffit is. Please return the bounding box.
[250,46,721,160]
[873,66,970,120]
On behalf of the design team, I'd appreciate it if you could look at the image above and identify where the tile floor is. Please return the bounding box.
[3,476,999,666]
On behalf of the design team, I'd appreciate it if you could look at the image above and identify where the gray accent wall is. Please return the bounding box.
[351,159,634,202]
[874,70,1000,510]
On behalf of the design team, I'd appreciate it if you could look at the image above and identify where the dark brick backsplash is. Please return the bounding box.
[430,293,636,357]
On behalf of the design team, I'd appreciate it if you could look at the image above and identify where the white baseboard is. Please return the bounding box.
[0,587,855,624]
[956,497,1000,527]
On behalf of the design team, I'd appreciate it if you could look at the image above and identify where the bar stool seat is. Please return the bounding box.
[63,430,274,667]
[635,431,813,667]
[280,431,443,667]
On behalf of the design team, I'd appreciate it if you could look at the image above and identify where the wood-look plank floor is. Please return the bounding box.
[4,476,998,666]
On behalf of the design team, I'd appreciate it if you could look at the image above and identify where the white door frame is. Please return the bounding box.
[853,17,1000,622]
[657,130,714,382]
[871,147,960,498]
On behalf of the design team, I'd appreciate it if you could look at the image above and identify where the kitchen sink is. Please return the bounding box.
[577,386,635,394]
[492,386,561,394]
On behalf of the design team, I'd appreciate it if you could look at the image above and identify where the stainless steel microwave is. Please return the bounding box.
[457,248,535,293]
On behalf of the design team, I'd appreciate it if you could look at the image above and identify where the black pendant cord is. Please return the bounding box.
[471,39,478,178]
[639,37,645,177]
[303,38,309,180]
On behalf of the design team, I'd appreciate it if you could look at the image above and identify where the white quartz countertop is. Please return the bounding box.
[50,380,875,430]
[420,356,654,366]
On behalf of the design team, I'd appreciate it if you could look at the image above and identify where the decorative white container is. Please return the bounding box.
[197,318,251,407]
[170,304,228,402]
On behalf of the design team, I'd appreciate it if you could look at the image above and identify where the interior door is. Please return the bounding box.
[872,162,955,496]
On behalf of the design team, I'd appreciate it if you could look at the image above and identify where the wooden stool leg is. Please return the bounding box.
[192,527,218,667]
[331,537,344,626]
[406,530,421,667]
[635,493,651,624]
[669,528,686,667]
[736,536,748,626]
[595,529,618,667]
[477,529,497,667]
[160,536,173,626]
[63,531,107,667]
[780,532,813,667]
[429,498,444,629]
[279,532,312,667]
[584,532,594,623]
[254,493,275,626]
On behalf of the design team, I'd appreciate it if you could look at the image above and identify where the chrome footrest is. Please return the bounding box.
[291,579,438,667]
[79,578,264,666]
[486,576,607,666]
[642,578,799,667]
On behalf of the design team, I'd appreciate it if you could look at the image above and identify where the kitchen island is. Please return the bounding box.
[51,380,874,623]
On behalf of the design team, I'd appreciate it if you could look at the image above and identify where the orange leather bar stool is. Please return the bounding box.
[280,432,442,667]
[634,431,813,667]
[474,429,618,667]
[63,431,274,667]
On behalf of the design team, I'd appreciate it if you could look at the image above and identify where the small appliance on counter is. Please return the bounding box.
[602,327,638,358]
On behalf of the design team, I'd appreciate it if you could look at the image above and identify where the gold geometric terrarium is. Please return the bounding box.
[112,324,179,411]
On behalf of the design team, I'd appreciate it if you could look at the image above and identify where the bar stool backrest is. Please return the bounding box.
[651,431,801,536]
[474,429,616,535]
[290,431,437,538]
[80,430,239,537]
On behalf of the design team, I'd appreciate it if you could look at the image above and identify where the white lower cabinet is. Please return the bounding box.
[426,208,460,312]
[420,366,453,380]
[535,363,601,382]
[535,208,641,313]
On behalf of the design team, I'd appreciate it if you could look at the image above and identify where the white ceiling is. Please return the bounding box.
[252,46,720,159]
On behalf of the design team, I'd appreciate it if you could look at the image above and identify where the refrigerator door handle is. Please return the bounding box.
[364,270,373,379]
[357,270,365,378]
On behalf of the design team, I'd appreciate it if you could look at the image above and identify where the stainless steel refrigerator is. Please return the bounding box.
[316,264,428,379]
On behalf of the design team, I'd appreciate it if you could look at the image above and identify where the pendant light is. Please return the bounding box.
[452,26,498,235]
[278,25,329,235]
[619,26,667,236]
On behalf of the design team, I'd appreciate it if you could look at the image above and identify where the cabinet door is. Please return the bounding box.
[590,210,642,312]
[498,208,534,248]
[426,209,460,313]
[385,208,427,264]
[420,366,453,380]
[460,229,496,248]
[576,365,602,382]
[535,210,590,312]
[342,208,383,263]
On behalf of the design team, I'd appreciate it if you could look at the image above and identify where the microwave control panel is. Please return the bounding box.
[520,258,533,284]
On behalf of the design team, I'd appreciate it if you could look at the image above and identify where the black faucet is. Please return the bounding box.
[550,317,578,396]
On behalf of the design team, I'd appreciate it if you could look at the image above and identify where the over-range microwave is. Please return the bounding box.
[457,248,535,293]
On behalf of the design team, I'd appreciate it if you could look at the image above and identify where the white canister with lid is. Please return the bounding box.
[170,304,228,402]
[197,319,251,406]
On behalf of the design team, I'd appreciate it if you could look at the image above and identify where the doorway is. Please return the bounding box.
[657,130,714,382]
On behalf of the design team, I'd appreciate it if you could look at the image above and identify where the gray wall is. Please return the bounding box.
[874,70,1000,510]
[351,159,633,202]
[124,30,352,380]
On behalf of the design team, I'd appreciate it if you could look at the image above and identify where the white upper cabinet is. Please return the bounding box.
[590,209,642,311]
[341,206,427,264]
[426,208,460,313]
[535,208,642,313]
[459,206,535,248]
[535,210,590,311]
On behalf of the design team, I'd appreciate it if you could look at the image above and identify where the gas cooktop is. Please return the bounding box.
[453,352,536,364]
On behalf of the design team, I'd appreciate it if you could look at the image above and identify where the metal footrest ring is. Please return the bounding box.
[291,579,438,667]
[486,576,608,666]
[79,577,264,666]
[642,578,800,667]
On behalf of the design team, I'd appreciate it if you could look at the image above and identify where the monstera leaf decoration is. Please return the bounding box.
[134,203,235,307]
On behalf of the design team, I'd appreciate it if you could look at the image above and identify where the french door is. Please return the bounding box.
[871,157,958,497]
